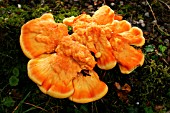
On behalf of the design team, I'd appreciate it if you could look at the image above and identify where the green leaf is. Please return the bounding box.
[2,97,15,107]
[74,109,82,113]
[151,55,159,60]
[12,67,19,77]
[158,44,167,53]
[144,107,154,113]
[167,89,170,97]
[9,76,19,86]
[167,92,170,97]
[127,106,138,113]
[117,10,124,14]
[144,45,155,53]
[80,105,88,112]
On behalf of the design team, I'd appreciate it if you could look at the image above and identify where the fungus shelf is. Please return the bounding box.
[20,5,145,103]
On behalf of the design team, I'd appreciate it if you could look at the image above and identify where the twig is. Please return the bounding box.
[146,0,170,36]
[0,84,8,93]
[12,91,31,113]
[24,102,48,112]
[0,53,13,59]
[158,0,170,10]
[146,0,157,21]
[155,49,169,65]
[13,105,19,113]
[103,0,106,5]
[162,58,169,65]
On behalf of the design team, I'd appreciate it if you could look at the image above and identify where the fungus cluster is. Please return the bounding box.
[20,5,145,103]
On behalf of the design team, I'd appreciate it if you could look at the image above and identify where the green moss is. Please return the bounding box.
[128,60,170,112]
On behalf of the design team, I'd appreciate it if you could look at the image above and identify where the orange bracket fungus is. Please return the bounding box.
[20,5,145,103]
[69,70,108,103]
[20,13,68,59]
[28,53,81,98]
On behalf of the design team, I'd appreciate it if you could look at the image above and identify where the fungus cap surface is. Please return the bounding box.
[110,37,145,74]
[69,70,108,103]
[28,53,81,98]
[20,13,68,59]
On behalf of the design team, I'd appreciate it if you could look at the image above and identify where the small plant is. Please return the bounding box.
[144,106,154,113]
[1,96,15,107]
[9,67,19,86]
[127,106,139,113]
[167,89,170,97]
[144,44,155,53]
[158,44,167,54]
[9,76,19,86]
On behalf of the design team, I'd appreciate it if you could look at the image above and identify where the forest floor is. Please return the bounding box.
[0,0,170,113]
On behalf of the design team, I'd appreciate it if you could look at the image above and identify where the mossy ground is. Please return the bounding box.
[0,0,170,113]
